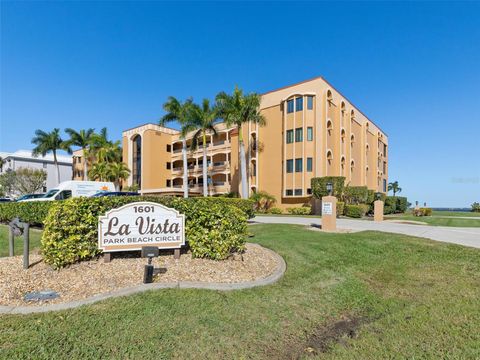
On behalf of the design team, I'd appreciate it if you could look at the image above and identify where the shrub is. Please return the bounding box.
[413,207,432,217]
[395,196,408,213]
[472,202,480,213]
[287,206,312,215]
[311,176,345,199]
[250,191,276,213]
[366,190,375,205]
[384,196,397,214]
[344,204,367,218]
[336,201,345,217]
[359,204,370,215]
[267,207,283,214]
[0,201,53,225]
[343,186,369,205]
[0,196,255,224]
[41,196,249,268]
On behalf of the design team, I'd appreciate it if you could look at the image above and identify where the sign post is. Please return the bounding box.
[321,196,337,231]
[98,202,186,262]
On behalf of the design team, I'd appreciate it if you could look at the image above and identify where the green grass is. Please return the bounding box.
[1,224,479,359]
[0,224,42,257]
[385,213,480,227]
[431,210,480,217]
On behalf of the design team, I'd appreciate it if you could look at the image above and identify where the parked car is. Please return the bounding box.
[16,193,46,202]
[23,181,115,201]
[91,191,139,197]
[0,198,12,203]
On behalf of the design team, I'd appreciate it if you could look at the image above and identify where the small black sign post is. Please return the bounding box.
[8,218,30,269]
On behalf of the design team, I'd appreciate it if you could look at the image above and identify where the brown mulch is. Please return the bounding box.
[0,244,279,307]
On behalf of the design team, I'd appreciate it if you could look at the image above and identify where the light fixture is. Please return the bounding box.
[326,182,333,196]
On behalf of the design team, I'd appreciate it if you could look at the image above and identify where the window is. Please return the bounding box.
[294,189,303,196]
[383,179,387,193]
[285,189,293,196]
[166,179,171,187]
[295,127,303,142]
[132,135,142,187]
[166,144,172,152]
[295,158,303,172]
[307,188,312,195]
[383,161,387,174]
[55,190,72,201]
[287,99,294,113]
[307,127,313,141]
[295,97,303,111]
[286,159,294,173]
[166,162,171,170]
[286,129,294,144]
[307,157,313,172]
[307,96,313,110]
[384,144,387,156]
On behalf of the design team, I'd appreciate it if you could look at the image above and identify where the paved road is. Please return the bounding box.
[251,216,480,249]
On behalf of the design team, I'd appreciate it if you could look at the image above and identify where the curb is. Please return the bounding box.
[0,244,286,315]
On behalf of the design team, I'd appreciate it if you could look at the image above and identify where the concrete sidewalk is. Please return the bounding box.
[252,216,480,249]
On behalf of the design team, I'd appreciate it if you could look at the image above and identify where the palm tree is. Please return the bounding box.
[31,128,71,184]
[89,162,109,182]
[388,181,402,196]
[189,99,218,196]
[216,86,266,198]
[65,128,95,180]
[160,97,195,198]
[107,162,130,191]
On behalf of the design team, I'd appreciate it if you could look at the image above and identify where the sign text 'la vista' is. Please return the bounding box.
[98,202,185,252]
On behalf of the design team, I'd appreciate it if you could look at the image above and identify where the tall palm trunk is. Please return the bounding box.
[202,131,208,197]
[182,138,188,198]
[238,128,248,199]
[53,150,60,185]
[83,147,88,180]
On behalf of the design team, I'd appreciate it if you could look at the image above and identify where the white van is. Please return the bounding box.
[22,181,115,202]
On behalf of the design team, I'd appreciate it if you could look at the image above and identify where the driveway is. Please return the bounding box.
[252,215,480,249]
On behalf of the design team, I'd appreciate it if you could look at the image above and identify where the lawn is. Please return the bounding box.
[1,224,479,359]
[0,224,42,257]
[385,213,480,227]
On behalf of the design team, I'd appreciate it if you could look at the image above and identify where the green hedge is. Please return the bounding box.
[41,196,249,268]
[0,196,255,225]
[0,201,53,225]
[384,196,409,214]
[344,204,367,218]
[343,186,369,204]
[311,176,345,199]
[336,201,345,217]
[286,206,311,215]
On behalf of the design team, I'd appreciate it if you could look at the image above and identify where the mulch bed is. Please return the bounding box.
[0,244,279,307]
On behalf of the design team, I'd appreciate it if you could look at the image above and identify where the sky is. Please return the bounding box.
[1,1,479,207]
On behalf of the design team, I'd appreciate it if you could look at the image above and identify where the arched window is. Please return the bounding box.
[366,144,370,154]
[132,135,142,187]
[341,156,345,175]
[341,129,346,143]
[326,150,333,165]
[350,110,355,120]
[350,160,355,174]
[350,134,355,148]
[327,90,333,107]
[326,120,333,136]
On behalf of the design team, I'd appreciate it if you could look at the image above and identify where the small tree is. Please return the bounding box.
[471,202,480,213]
[250,191,276,213]
[14,168,47,195]
[0,170,16,197]
[388,181,402,196]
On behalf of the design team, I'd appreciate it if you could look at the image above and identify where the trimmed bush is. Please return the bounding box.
[413,207,432,217]
[287,206,312,215]
[395,196,408,213]
[343,186,369,205]
[336,201,345,217]
[384,196,397,214]
[41,196,249,268]
[344,204,367,218]
[267,207,283,214]
[0,196,255,224]
[0,201,53,225]
[311,176,345,199]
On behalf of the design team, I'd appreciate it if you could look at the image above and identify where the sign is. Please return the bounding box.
[98,202,185,252]
[322,202,333,215]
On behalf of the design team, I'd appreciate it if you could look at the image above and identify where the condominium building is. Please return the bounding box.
[120,76,388,208]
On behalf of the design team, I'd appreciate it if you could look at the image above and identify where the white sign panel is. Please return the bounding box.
[322,202,333,215]
[98,202,185,252]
